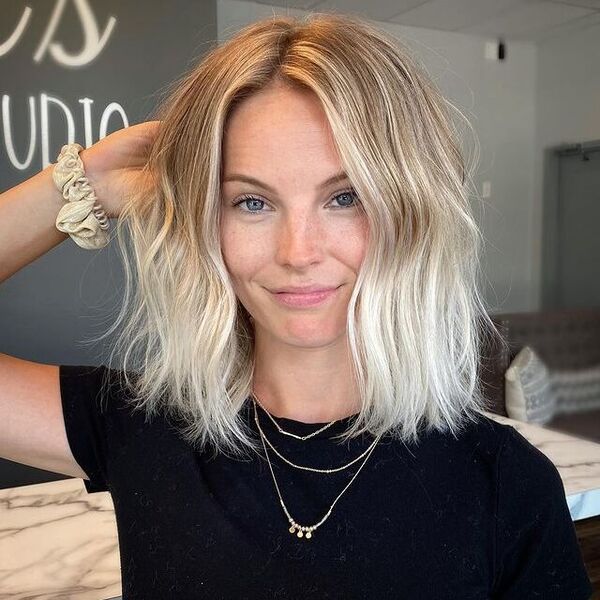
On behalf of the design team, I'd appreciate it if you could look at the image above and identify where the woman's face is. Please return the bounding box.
[220,82,368,348]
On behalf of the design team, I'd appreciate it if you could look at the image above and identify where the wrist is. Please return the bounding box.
[78,147,109,217]
[42,162,68,216]
[52,143,111,249]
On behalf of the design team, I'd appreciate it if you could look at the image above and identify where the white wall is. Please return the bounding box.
[217,0,538,313]
[531,21,600,308]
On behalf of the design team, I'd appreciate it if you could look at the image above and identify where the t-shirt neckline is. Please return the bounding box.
[245,396,360,439]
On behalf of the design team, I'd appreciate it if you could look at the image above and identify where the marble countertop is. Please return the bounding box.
[0,412,598,599]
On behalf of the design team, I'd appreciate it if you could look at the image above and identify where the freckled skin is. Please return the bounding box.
[220,83,368,346]
[219,81,368,420]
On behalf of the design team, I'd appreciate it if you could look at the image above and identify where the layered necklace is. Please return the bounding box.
[251,392,383,540]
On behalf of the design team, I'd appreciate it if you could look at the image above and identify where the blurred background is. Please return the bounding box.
[1,0,599,483]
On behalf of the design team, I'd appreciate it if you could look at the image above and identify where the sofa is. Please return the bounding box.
[479,306,600,443]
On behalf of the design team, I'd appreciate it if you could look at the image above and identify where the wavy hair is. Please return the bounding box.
[89,12,506,459]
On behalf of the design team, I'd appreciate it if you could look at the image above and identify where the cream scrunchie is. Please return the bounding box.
[53,143,110,250]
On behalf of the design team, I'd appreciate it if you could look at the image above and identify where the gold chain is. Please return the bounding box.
[252,398,382,539]
[253,397,380,473]
[252,391,342,440]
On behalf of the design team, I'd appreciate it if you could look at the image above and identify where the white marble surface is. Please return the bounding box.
[0,412,598,599]
[0,477,121,599]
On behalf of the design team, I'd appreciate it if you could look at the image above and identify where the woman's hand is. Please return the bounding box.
[78,120,161,219]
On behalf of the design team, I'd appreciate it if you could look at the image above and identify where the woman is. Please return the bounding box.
[0,12,592,599]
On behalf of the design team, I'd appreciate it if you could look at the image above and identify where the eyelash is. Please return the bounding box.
[231,188,360,215]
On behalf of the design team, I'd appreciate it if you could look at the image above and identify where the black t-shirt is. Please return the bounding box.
[59,363,593,600]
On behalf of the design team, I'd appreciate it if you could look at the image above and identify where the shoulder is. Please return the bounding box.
[411,412,511,465]
[487,422,591,597]
[464,415,563,489]
[389,414,512,494]
[414,413,563,493]
[59,363,140,416]
[493,420,567,513]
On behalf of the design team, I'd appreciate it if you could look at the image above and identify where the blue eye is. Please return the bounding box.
[331,188,359,209]
[232,188,360,214]
[233,195,267,213]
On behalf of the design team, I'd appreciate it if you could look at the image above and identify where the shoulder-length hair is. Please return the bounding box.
[91,12,505,459]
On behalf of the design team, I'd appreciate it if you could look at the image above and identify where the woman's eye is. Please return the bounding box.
[232,195,268,213]
[232,188,359,214]
[330,188,359,209]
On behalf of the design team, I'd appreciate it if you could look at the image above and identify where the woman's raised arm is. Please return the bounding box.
[0,120,160,283]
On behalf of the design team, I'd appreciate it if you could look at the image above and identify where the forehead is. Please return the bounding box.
[222,85,342,179]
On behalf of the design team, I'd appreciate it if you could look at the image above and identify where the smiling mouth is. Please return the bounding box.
[269,287,339,307]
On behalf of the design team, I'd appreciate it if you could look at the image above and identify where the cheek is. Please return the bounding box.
[220,221,245,282]
[333,220,368,268]
[220,222,267,280]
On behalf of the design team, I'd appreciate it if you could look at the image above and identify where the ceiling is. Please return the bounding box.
[243,0,600,42]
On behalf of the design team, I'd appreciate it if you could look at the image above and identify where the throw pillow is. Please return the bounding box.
[505,345,558,425]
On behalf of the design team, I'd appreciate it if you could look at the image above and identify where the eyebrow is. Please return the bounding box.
[222,170,349,193]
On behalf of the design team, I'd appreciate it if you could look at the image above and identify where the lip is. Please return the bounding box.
[270,286,340,308]
[271,285,338,294]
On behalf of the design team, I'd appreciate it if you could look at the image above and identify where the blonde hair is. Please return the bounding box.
[90,12,505,459]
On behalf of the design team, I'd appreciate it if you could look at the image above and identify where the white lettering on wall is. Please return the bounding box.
[2,95,36,169]
[98,103,128,139]
[2,94,129,169]
[0,7,32,57]
[80,97,95,148]
[35,0,117,67]
[1,2,129,172]
[0,0,116,66]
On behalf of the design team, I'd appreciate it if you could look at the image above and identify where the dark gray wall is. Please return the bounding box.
[0,0,217,488]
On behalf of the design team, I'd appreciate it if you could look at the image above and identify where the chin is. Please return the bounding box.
[276,320,346,346]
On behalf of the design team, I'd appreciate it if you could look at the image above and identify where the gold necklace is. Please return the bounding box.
[252,391,342,440]
[253,397,380,473]
[252,398,383,539]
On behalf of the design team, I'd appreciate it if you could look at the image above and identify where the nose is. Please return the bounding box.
[275,212,324,268]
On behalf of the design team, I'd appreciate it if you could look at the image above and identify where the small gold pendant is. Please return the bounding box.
[289,524,313,539]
